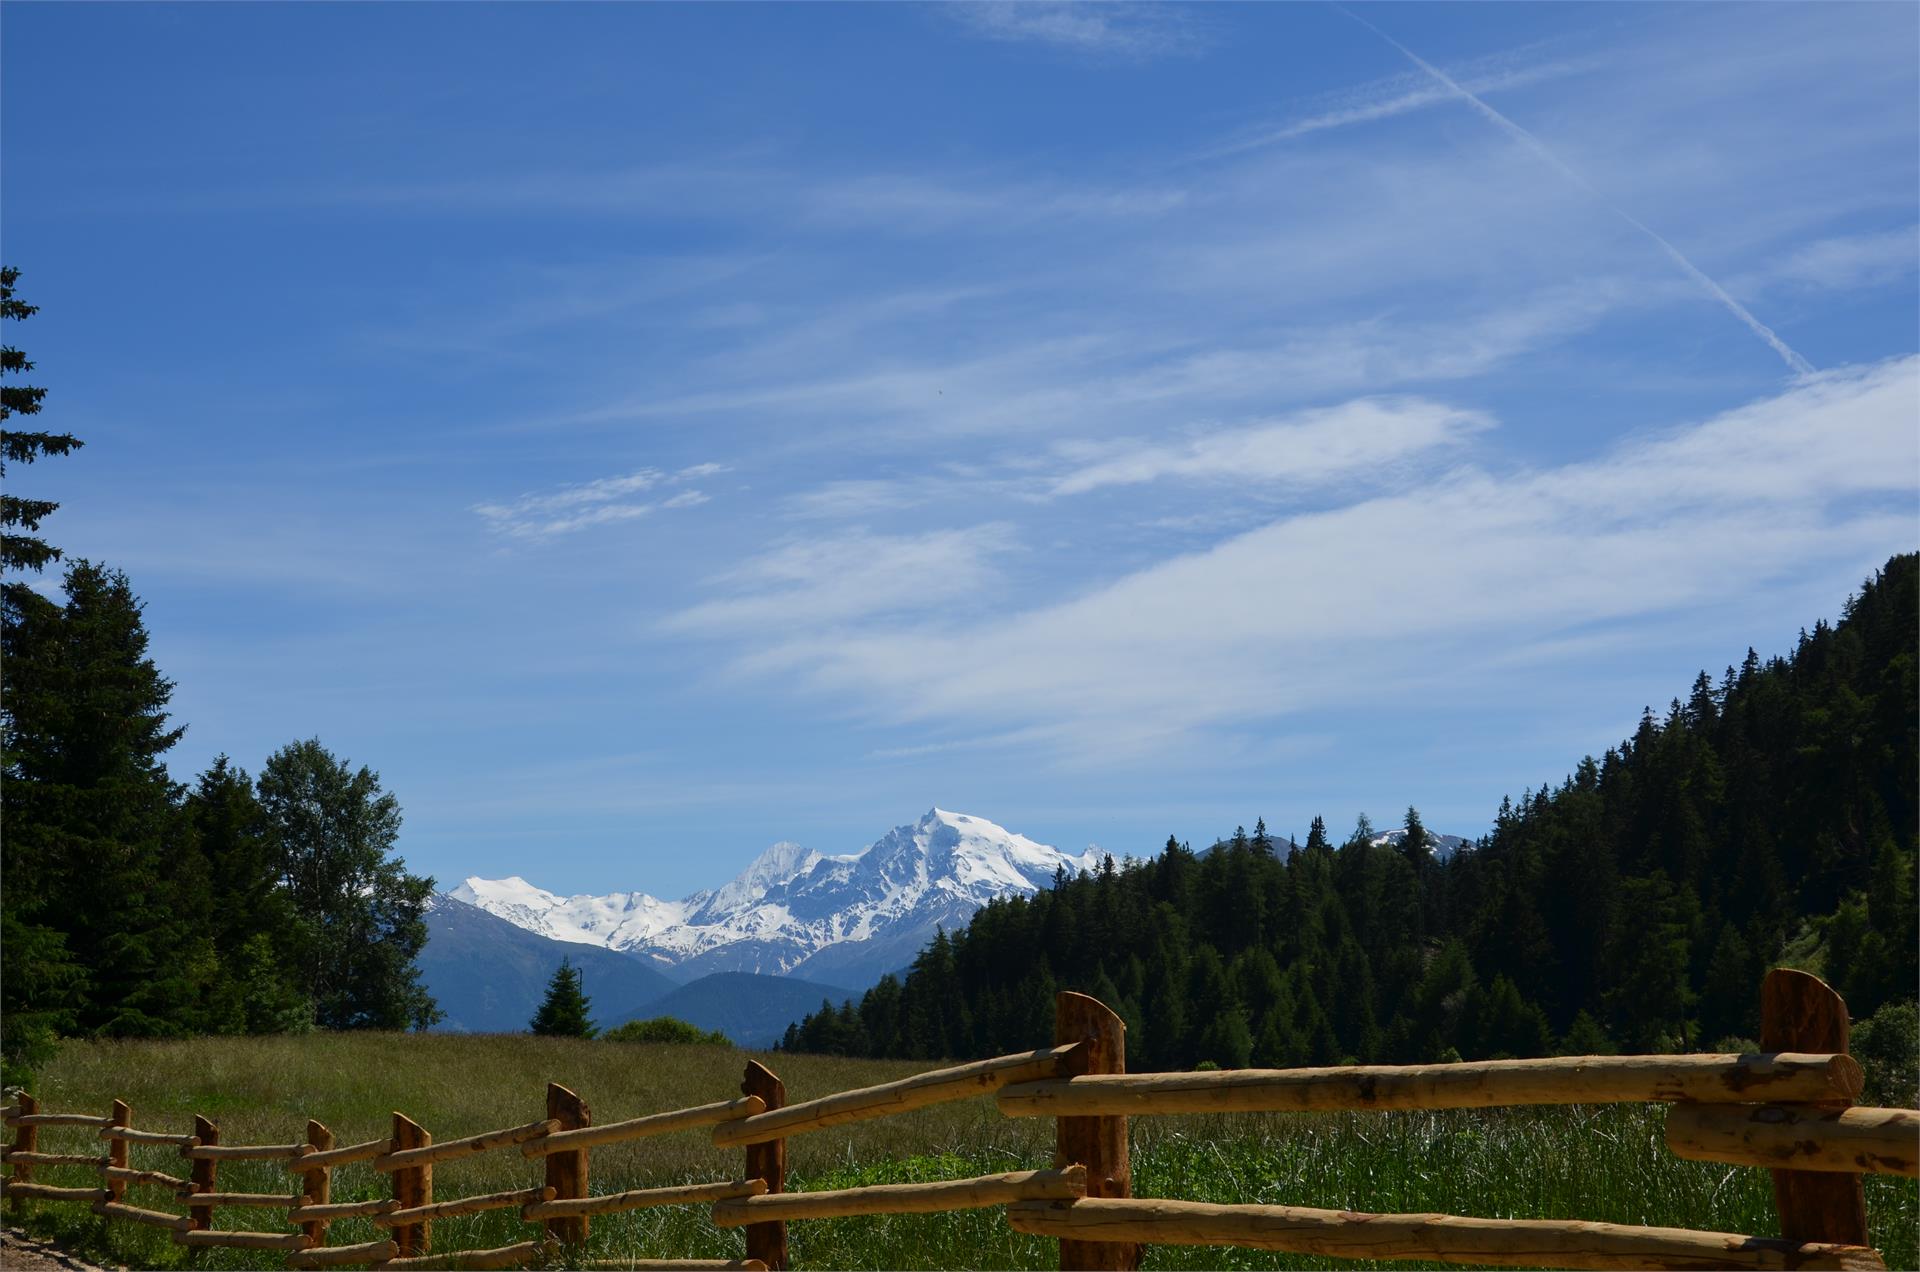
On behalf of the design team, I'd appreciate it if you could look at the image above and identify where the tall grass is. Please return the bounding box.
[11,1034,1915,1270]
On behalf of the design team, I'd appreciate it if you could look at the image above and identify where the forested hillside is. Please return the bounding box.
[784,554,1918,1068]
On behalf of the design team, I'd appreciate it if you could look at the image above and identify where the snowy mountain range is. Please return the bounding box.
[450,808,1103,990]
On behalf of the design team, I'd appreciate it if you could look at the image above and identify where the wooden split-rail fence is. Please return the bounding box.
[4,969,1914,1271]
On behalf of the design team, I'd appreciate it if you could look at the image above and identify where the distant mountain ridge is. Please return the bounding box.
[451,808,1104,990]
[418,893,678,1034]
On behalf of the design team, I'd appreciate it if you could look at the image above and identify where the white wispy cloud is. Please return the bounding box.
[671,356,1919,755]
[1051,398,1492,496]
[666,524,1019,633]
[1755,226,1919,292]
[945,2,1205,59]
[474,465,716,539]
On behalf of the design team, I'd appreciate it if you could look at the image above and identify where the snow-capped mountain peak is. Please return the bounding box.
[453,808,1099,985]
[697,840,825,917]
[1367,827,1472,860]
[448,875,688,950]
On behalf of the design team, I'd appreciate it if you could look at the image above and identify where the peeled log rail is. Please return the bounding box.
[1667,1105,1920,1178]
[172,1189,303,1207]
[287,1238,400,1269]
[379,1238,559,1269]
[93,1200,192,1230]
[1004,1199,1887,1270]
[1,1151,107,1167]
[524,1098,765,1158]
[373,1118,559,1171]
[183,1141,310,1161]
[374,1184,555,1226]
[288,1196,401,1222]
[997,1053,1863,1119]
[171,1229,313,1251]
[712,1167,1086,1228]
[4,1113,113,1128]
[524,1178,765,1221]
[103,1165,188,1188]
[2,1183,110,1203]
[713,1044,1082,1148]
[289,1136,389,1171]
[102,1127,197,1147]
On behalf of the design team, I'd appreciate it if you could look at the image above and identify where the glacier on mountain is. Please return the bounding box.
[449,808,1103,987]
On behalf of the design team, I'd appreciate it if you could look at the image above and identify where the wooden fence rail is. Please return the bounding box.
[2,968,1910,1271]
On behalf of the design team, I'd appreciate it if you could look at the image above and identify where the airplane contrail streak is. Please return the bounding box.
[1340,7,1816,378]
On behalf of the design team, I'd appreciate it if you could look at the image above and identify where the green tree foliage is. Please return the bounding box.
[529,959,597,1038]
[182,758,311,1034]
[604,1016,731,1046]
[0,267,82,574]
[785,556,1917,1068]
[2,562,199,1053]
[259,739,441,1030]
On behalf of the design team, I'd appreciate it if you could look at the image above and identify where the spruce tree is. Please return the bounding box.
[185,758,310,1033]
[530,959,597,1038]
[2,562,201,1043]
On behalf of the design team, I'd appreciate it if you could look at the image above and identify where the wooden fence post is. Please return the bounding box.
[544,1083,591,1249]
[7,1092,37,1213]
[1055,991,1138,1272]
[741,1060,788,1272]
[391,1112,433,1258]
[1759,968,1868,1247]
[187,1115,218,1232]
[103,1100,130,1205]
[302,1119,334,1249]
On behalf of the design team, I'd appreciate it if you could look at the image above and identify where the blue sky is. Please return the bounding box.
[5,2,1916,899]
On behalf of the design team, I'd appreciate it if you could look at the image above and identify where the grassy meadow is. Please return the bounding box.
[9,1033,1916,1270]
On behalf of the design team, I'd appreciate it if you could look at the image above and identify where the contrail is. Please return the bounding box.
[1340,6,1816,378]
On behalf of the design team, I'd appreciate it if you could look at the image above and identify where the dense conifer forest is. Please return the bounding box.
[783,554,1918,1070]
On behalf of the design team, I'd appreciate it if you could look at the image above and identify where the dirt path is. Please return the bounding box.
[1,1227,117,1272]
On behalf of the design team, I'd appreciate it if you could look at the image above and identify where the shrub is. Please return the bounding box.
[1852,999,1918,1108]
[602,1016,731,1046]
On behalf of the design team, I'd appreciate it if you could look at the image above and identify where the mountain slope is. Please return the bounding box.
[454,808,1102,988]
[419,893,679,1033]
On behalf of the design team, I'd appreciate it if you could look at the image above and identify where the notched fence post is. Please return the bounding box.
[1055,991,1139,1272]
[302,1119,334,1249]
[741,1060,788,1272]
[545,1082,591,1249]
[1760,968,1868,1246]
[391,1112,433,1257]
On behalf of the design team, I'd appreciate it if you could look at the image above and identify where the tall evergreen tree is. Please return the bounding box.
[2,562,200,1044]
[183,757,310,1034]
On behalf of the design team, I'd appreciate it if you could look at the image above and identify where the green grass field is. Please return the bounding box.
[10,1033,1916,1270]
